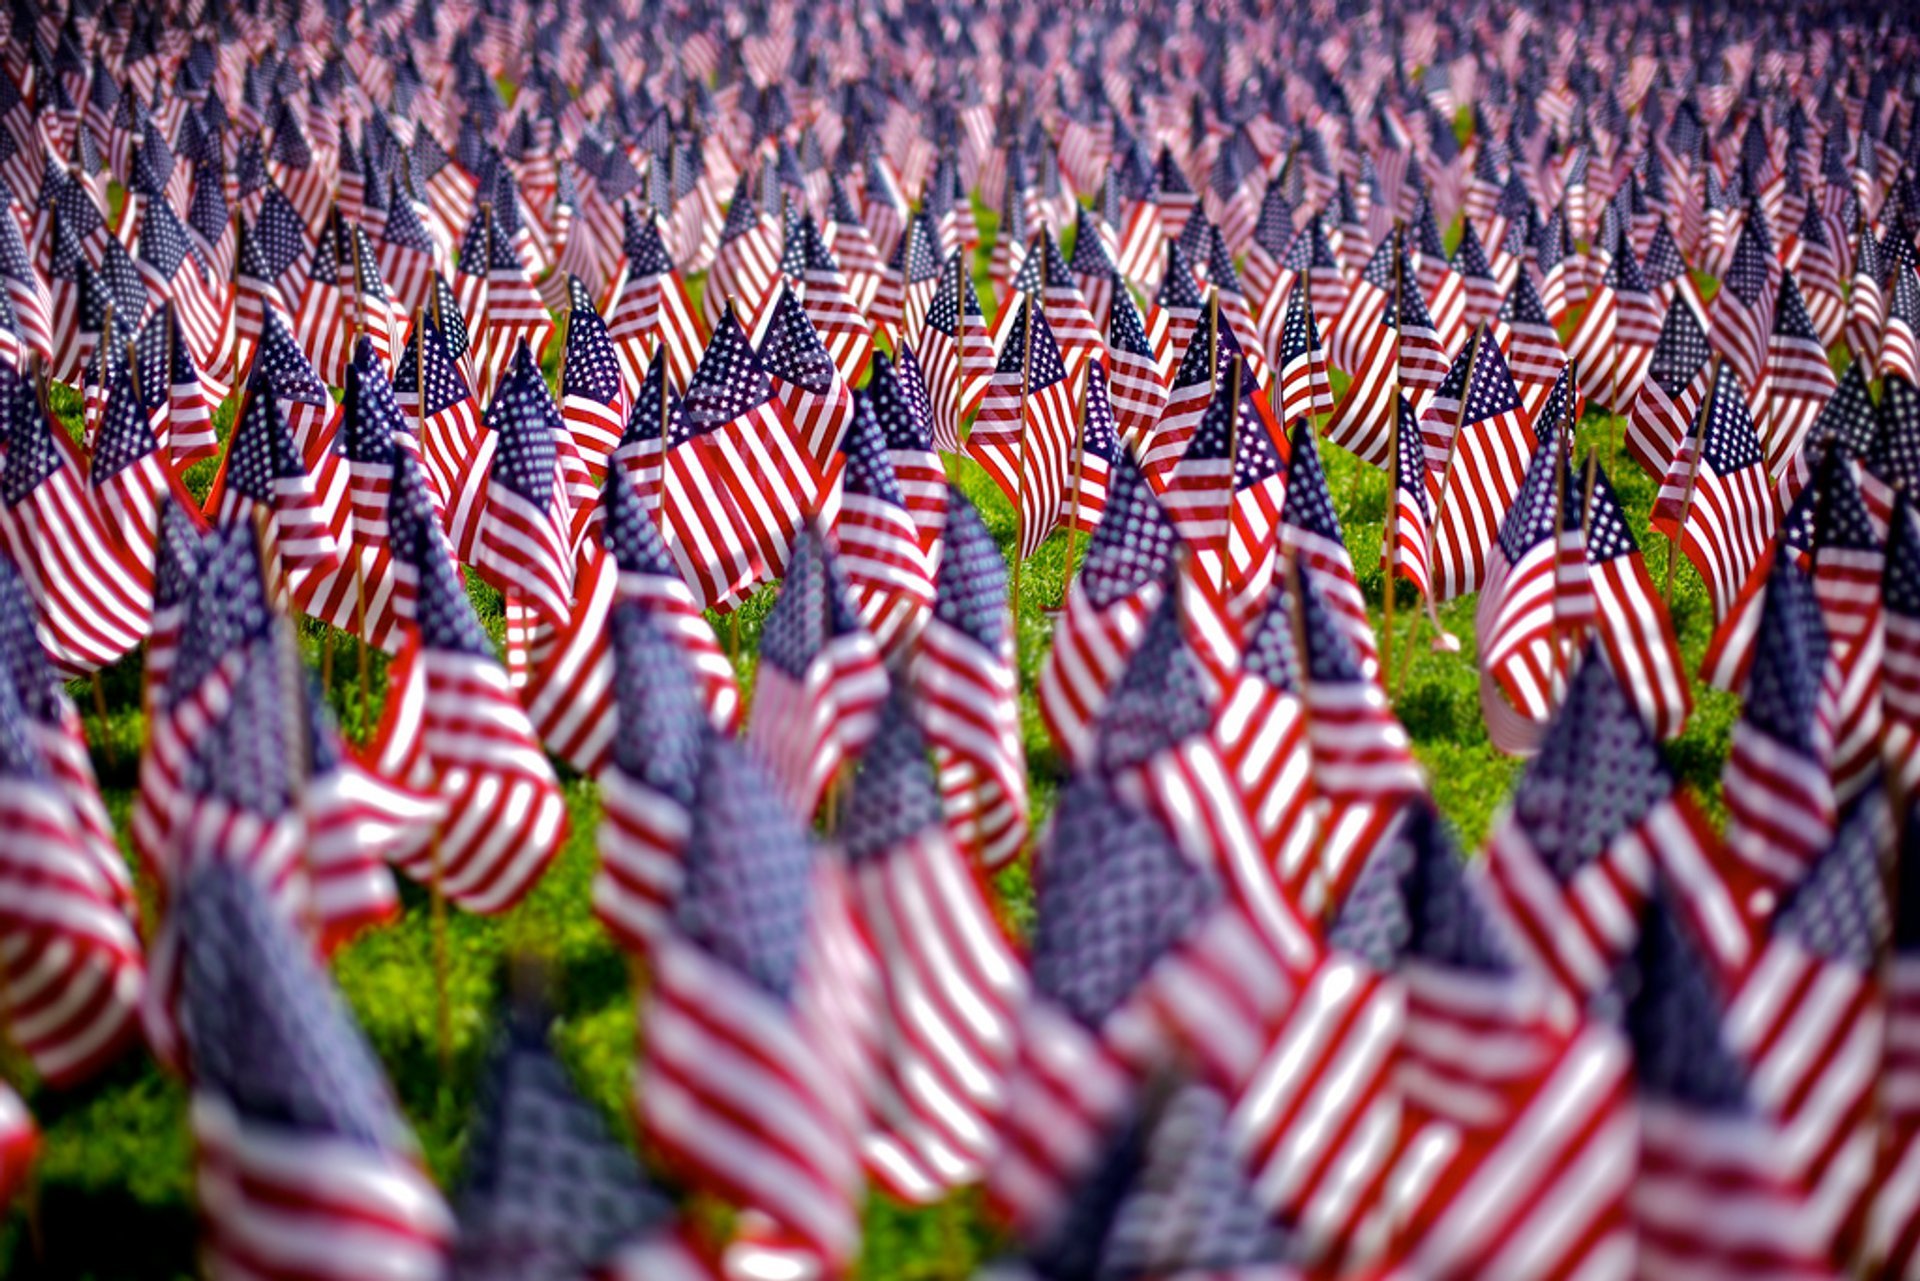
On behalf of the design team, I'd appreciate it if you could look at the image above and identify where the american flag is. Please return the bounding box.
[704,175,782,336]
[1763,270,1838,476]
[825,174,885,315]
[1409,196,1470,357]
[290,222,350,384]
[87,341,172,592]
[1870,375,1920,532]
[637,731,863,1272]
[1619,887,1835,1278]
[179,864,451,1281]
[970,296,1080,561]
[1104,275,1170,452]
[1329,232,1398,376]
[1162,363,1244,582]
[840,687,1026,1202]
[593,597,708,953]
[560,274,630,484]
[1583,461,1694,742]
[1387,392,1437,602]
[1039,449,1181,769]
[1652,362,1778,621]
[1476,423,1584,745]
[1885,262,1920,388]
[378,455,566,915]
[132,198,223,375]
[1143,299,1238,490]
[376,178,442,314]
[1241,177,1296,312]
[1720,550,1835,907]
[461,200,556,403]
[985,769,1225,1244]
[1428,333,1537,602]
[1871,780,1920,1268]
[1483,651,1753,1004]
[746,526,887,819]
[1068,204,1120,335]
[0,363,151,676]
[871,210,940,354]
[0,552,144,1086]
[450,996,717,1279]
[912,488,1027,869]
[917,252,992,454]
[792,212,872,385]
[1626,292,1713,483]
[471,342,578,634]
[1710,219,1776,402]
[1324,249,1436,471]
[1566,236,1654,414]
[1203,230,1270,384]
[394,307,489,558]
[521,463,738,777]
[0,197,51,368]
[1723,787,1890,1269]
[1144,239,1205,380]
[1450,219,1504,331]
[1272,285,1333,432]
[759,283,854,475]
[867,346,947,555]
[1835,218,1881,370]
[1283,420,1382,675]
[603,204,706,398]
[1491,270,1567,426]
[832,389,936,655]
[1791,206,1847,348]
[139,301,221,467]
[1344,802,1639,1281]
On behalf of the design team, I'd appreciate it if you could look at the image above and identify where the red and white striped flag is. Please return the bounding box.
[1104,274,1170,451]
[1709,220,1776,401]
[394,309,489,562]
[1427,331,1537,601]
[759,284,856,475]
[1275,282,1334,428]
[472,342,577,632]
[1762,269,1838,476]
[603,204,706,398]
[912,489,1028,868]
[832,390,937,656]
[1651,362,1778,621]
[746,526,888,819]
[793,212,872,385]
[916,253,992,454]
[970,297,1081,561]
[841,689,1026,1202]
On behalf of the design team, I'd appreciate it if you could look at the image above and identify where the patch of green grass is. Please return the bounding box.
[1,269,1746,1281]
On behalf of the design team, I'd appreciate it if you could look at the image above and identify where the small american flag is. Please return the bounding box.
[394,309,488,562]
[912,488,1027,868]
[840,687,1026,1202]
[831,390,935,660]
[971,296,1080,561]
[1483,651,1752,1003]
[1619,888,1833,1278]
[593,595,708,954]
[1626,292,1713,483]
[137,301,221,466]
[1871,786,1920,1267]
[1724,787,1890,1269]
[560,274,630,483]
[1275,283,1334,428]
[1721,550,1835,907]
[1652,363,1777,621]
[378,454,566,915]
[1491,270,1568,426]
[179,863,451,1281]
[1762,270,1838,475]
[87,340,171,593]
[0,552,144,1086]
[1282,421,1381,674]
[1847,222,1886,369]
[637,731,864,1271]
[746,525,887,818]
[868,345,947,554]
[871,209,941,354]
[1143,299,1240,490]
[604,204,706,398]
[1427,332,1535,601]
[1038,449,1181,768]
[132,198,223,375]
[1710,220,1776,400]
[1104,275,1170,451]
[1,363,152,676]
[793,212,872,385]
[917,251,992,453]
[1583,461,1694,742]
[759,283,855,474]
[1884,261,1920,387]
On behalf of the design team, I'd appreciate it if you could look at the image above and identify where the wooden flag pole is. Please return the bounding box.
[1010,293,1038,629]
[1219,355,1242,598]
[1403,324,1486,686]
[1664,355,1721,604]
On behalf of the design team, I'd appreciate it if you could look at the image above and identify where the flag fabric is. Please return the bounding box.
[376,454,565,915]
[604,205,706,398]
[1039,450,1182,769]
[1583,460,1694,742]
[1652,363,1778,621]
[1483,651,1753,1004]
[840,688,1026,1202]
[912,489,1027,869]
[745,526,887,820]
[1710,220,1775,400]
[0,552,143,1086]
[560,274,630,484]
[521,462,738,778]
[450,996,718,1280]
[0,363,151,675]
[793,213,872,386]
[1720,549,1835,907]
[395,307,489,562]
[179,863,451,1281]
[473,342,576,634]
[1762,270,1839,477]
[1283,420,1382,674]
[970,297,1080,562]
[636,731,864,1273]
[1064,361,1124,537]
[1626,292,1714,483]
[1104,276,1170,451]
[831,390,937,656]
[759,283,855,476]
[916,254,992,454]
[1870,793,1920,1271]
[867,346,947,555]
[1275,283,1334,428]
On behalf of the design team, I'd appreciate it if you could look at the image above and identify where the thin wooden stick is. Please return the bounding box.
[1664,356,1721,604]
[1219,355,1242,597]
[1009,291,1039,630]
[1382,226,1405,692]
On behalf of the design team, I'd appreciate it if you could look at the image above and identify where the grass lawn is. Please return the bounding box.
[0,224,1744,1279]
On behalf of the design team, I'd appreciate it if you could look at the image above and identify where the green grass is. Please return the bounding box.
[1,240,1745,1279]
